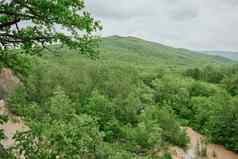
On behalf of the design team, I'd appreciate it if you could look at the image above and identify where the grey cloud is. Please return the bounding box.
[169,7,199,21]
[86,0,238,51]
[218,0,238,6]
[86,0,155,20]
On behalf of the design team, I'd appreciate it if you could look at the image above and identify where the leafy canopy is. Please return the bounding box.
[0,0,101,56]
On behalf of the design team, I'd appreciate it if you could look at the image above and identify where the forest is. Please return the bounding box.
[0,0,238,159]
[0,36,237,159]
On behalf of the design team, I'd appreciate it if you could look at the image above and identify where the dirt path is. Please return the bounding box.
[207,144,238,159]
[0,100,28,149]
[166,128,238,159]
[185,128,238,159]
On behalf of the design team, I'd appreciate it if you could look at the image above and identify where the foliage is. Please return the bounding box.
[0,0,101,74]
[162,153,173,159]
[6,55,190,158]
[0,0,101,52]
[0,115,8,140]
[152,75,193,124]
[15,117,103,159]
[14,90,104,159]
[0,52,32,77]
[222,74,238,96]
[142,106,189,147]
[208,97,238,152]
[3,36,238,157]
[184,65,225,83]
[101,36,232,71]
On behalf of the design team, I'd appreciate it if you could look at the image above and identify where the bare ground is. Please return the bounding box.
[0,100,28,149]
[170,128,238,159]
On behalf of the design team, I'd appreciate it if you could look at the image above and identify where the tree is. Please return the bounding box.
[223,74,238,96]
[0,0,101,66]
[14,114,104,159]
[208,97,238,152]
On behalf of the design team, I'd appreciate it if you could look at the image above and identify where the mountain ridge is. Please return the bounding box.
[202,51,238,61]
[99,36,234,69]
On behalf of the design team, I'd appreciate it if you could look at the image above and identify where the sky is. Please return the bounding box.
[86,0,238,51]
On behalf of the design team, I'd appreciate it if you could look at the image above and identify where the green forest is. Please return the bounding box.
[1,36,238,159]
[0,0,238,159]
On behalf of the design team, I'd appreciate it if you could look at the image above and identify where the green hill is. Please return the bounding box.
[99,36,233,69]
[43,35,234,76]
[52,35,233,75]
[202,50,238,61]
[4,36,238,158]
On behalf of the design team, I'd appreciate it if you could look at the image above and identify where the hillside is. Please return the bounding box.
[99,36,233,69]
[202,51,238,61]
[1,36,238,158]
[1,1,238,158]
[52,36,234,76]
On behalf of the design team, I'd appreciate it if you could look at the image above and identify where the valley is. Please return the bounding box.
[0,1,238,158]
[1,36,238,159]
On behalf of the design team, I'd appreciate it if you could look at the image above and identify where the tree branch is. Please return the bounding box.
[0,18,20,29]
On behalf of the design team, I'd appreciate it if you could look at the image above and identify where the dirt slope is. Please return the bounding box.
[170,128,238,159]
[0,100,28,149]
[0,68,21,100]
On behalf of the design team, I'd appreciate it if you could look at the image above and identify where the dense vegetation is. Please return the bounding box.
[0,0,101,69]
[101,36,232,70]
[0,36,237,158]
[6,53,189,159]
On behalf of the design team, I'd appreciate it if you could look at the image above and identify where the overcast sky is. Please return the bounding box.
[86,0,238,51]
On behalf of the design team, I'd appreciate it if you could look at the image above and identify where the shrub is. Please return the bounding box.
[208,97,238,152]
[142,106,189,147]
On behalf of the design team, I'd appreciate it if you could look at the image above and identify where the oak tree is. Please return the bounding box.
[0,0,101,60]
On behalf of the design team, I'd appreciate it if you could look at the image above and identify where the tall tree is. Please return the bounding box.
[0,0,101,156]
[0,0,101,58]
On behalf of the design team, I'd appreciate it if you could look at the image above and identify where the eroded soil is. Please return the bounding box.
[171,128,238,159]
[0,100,28,149]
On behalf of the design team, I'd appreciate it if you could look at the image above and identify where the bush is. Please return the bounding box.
[184,66,224,83]
[142,106,189,147]
[222,74,238,96]
[152,76,193,123]
[208,97,238,152]
[189,81,222,97]
[48,87,76,121]
[162,153,172,159]
[121,121,162,151]
[15,114,104,159]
